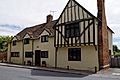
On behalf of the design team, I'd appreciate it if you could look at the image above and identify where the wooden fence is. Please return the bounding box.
[111,58,120,68]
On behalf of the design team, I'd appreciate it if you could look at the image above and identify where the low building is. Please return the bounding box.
[0,52,7,62]
[7,15,56,67]
[7,0,113,72]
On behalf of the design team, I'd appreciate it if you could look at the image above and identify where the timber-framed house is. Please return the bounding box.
[7,0,113,72]
[54,0,113,71]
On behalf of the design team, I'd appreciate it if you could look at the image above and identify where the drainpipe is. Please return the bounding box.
[55,47,58,68]
[22,40,24,65]
[9,42,12,63]
[32,39,34,66]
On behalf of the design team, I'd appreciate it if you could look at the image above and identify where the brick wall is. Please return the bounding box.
[97,0,110,69]
[0,52,7,61]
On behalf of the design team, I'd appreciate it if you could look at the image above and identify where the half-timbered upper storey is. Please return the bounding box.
[55,0,99,47]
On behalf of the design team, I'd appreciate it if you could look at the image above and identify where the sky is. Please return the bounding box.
[0,0,120,48]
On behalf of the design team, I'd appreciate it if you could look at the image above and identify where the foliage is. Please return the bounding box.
[0,36,13,52]
[113,45,120,52]
[113,45,120,58]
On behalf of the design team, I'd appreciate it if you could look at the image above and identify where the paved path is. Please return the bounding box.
[0,63,93,75]
[0,65,87,80]
[0,63,120,80]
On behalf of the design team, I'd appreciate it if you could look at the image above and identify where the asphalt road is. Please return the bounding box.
[0,66,87,80]
[0,66,120,80]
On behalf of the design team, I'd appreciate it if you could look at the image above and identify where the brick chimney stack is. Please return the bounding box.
[97,0,110,69]
[46,14,53,23]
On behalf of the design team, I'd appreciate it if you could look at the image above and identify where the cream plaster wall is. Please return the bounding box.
[12,37,17,41]
[24,58,32,65]
[24,40,32,51]
[7,43,11,62]
[33,31,55,67]
[57,46,99,72]
[10,41,23,64]
[11,57,21,64]
[23,40,33,64]
[23,34,30,39]
[108,29,113,55]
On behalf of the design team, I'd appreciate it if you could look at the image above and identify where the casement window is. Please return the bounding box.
[68,48,81,61]
[12,40,16,46]
[24,38,30,44]
[41,51,48,58]
[41,35,48,42]
[11,52,19,57]
[25,52,33,58]
[65,23,80,38]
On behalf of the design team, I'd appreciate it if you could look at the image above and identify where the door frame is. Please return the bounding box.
[35,50,41,66]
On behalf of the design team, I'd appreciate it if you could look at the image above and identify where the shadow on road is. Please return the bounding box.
[31,69,89,78]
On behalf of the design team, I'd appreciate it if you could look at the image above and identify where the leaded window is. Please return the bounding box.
[65,23,80,38]
[24,38,30,44]
[25,52,33,58]
[11,52,19,57]
[68,48,81,61]
[41,51,48,58]
[41,35,48,42]
[12,40,16,46]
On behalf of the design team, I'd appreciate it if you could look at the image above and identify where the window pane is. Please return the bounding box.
[45,36,48,42]
[65,23,80,38]
[11,52,19,57]
[24,38,30,44]
[66,29,70,37]
[71,28,74,37]
[41,51,48,58]
[68,48,81,61]
[13,41,16,46]
[25,52,33,58]
[75,28,80,36]
[41,35,48,42]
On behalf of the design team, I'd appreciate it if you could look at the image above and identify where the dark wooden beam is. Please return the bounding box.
[71,0,73,21]
[54,26,56,47]
[57,26,60,47]
[56,18,93,26]
[55,29,68,43]
[93,19,95,45]
[78,6,80,20]
[76,20,94,44]
[88,20,90,45]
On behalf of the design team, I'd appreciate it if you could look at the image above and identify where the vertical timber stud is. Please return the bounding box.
[71,1,73,46]
[58,26,59,47]
[67,7,70,47]
[64,9,66,47]
[88,20,90,45]
[93,19,95,45]
[79,23,81,46]
[78,6,81,46]
[82,10,86,46]
[61,15,63,47]
[97,0,110,70]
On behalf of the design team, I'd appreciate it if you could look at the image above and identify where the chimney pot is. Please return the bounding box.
[46,14,53,23]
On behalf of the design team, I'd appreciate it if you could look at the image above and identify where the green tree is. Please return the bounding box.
[0,36,13,52]
[113,45,119,52]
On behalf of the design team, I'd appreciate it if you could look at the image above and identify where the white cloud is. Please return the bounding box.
[0,28,19,36]
[0,0,120,48]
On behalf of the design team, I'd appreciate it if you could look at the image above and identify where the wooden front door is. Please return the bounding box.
[35,50,41,66]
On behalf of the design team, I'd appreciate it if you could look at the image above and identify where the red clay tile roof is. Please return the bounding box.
[15,20,57,40]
